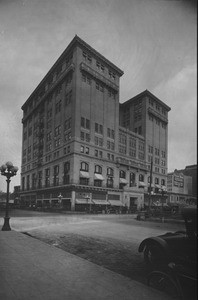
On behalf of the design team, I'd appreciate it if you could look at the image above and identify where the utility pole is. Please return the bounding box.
[148,157,153,212]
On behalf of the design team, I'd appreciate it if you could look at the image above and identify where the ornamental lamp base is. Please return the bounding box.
[2,217,11,231]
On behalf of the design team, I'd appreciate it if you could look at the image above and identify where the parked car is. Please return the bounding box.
[138,206,197,273]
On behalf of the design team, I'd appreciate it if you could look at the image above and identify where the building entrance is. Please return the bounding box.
[130,197,137,212]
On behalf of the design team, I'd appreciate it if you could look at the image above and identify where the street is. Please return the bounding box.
[0,209,185,243]
[0,209,185,286]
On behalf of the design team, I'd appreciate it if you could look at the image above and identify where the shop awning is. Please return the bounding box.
[161,186,167,191]
[150,183,155,188]
[80,171,90,178]
[139,181,146,187]
[119,178,128,184]
[94,173,105,181]
[92,200,109,205]
[155,184,161,189]
[108,200,124,206]
[76,199,89,204]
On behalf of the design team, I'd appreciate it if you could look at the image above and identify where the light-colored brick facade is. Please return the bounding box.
[20,36,171,212]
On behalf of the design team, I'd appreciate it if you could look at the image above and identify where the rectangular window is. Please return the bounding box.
[129,149,136,157]
[65,90,72,106]
[82,74,91,85]
[81,117,85,128]
[86,119,90,129]
[99,124,103,134]
[46,132,52,142]
[83,51,92,63]
[138,126,142,135]
[86,133,90,142]
[95,136,98,145]
[64,118,71,131]
[80,178,89,185]
[81,131,85,141]
[55,125,61,137]
[81,146,84,153]
[55,100,62,114]
[99,138,103,147]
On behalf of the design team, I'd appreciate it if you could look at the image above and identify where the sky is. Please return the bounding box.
[0,0,197,192]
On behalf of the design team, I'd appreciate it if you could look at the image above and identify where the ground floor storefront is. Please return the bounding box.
[19,185,146,213]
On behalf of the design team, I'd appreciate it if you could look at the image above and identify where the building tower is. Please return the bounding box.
[20,36,171,211]
[120,90,171,206]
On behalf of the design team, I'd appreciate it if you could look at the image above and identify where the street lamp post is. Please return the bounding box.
[148,157,153,213]
[85,195,91,213]
[58,193,63,209]
[0,162,18,231]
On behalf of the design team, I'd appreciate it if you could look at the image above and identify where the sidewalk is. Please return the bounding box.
[0,230,173,300]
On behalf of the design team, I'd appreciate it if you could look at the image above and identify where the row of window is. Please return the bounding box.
[22,167,166,191]
[148,146,165,157]
[82,74,117,95]
[70,144,112,160]
[82,50,116,80]
[149,98,167,116]
[148,155,166,165]
[149,115,167,128]
[23,63,73,117]
[81,119,115,140]
[24,101,72,141]
[120,134,143,149]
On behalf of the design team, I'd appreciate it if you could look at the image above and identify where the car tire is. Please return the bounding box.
[144,244,165,268]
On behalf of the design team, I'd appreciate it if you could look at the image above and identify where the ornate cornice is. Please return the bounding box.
[80,62,119,92]
[148,107,168,124]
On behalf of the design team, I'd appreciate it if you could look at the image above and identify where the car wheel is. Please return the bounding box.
[144,245,165,268]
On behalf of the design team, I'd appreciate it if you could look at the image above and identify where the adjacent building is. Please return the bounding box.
[178,165,197,198]
[20,35,171,211]
[167,166,197,208]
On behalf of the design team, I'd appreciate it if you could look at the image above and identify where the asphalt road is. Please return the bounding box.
[0,209,185,242]
[0,209,186,286]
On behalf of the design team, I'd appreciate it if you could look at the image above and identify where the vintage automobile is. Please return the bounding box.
[138,206,197,272]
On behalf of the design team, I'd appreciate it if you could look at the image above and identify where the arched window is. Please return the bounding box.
[139,174,144,182]
[161,179,165,186]
[129,172,135,187]
[63,161,70,184]
[80,162,89,172]
[95,165,102,174]
[107,167,114,177]
[120,170,126,179]
[64,161,70,174]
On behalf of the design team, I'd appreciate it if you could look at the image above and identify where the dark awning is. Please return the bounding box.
[92,200,109,205]
[108,200,124,206]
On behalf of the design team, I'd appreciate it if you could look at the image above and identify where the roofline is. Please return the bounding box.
[74,35,124,76]
[120,89,171,111]
[22,35,124,110]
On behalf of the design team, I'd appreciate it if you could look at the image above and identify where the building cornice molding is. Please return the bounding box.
[80,62,119,92]
[121,89,171,111]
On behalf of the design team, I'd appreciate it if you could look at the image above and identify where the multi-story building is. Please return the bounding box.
[167,168,197,208]
[20,35,171,211]
[177,165,197,198]
[119,90,171,207]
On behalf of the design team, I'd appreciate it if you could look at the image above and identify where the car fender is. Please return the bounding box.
[138,236,170,256]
